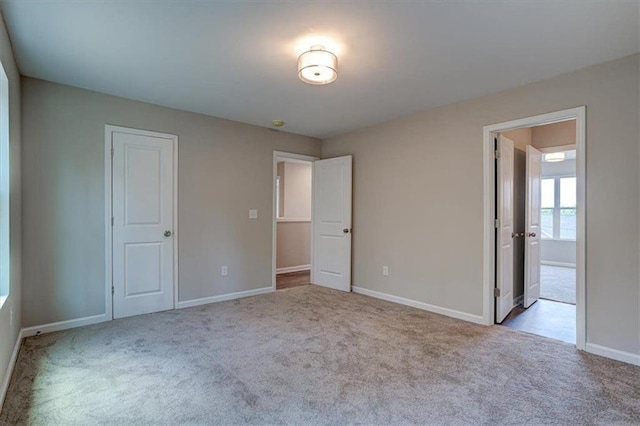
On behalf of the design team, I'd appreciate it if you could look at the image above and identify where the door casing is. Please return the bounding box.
[105,125,179,321]
[482,107,586,350]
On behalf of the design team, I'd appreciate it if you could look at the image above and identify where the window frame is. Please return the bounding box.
[541,174,576,241]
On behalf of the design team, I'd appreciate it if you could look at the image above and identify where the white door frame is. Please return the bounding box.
[482,107,586,350]
[104,125,179,321]
[272,151,319,290]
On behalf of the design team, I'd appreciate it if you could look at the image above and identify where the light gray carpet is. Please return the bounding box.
[2,286,639,425]
[540,265,576,304]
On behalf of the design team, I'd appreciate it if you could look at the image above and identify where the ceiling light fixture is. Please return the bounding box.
[297,45,338,85]
[544,152,566,162]
[271,120,285,127]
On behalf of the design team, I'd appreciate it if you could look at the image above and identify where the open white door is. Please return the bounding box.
[111,127,176,319]
[524,145,542,308]
[312,156,352,292]
[495,135,515,323]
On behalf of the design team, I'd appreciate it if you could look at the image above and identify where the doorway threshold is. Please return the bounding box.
[501,299,576,344]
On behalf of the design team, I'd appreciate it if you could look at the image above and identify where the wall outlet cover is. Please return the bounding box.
[249,209,258,219]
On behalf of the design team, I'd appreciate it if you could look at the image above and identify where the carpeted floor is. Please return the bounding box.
[2,285,639,425]
[540,265,576,304]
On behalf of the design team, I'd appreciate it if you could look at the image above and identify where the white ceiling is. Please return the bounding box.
[1,1,638,139]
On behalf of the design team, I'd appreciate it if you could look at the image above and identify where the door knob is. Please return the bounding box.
[164,230,172,237]
[528,232,536,237]
[343,228,351,234]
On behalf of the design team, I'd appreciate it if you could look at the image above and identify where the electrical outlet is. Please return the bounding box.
[221,265,228,276]
[249,209,258,219]
[383,266,389,276]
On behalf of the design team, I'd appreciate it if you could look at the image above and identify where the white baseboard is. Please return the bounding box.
[352,286,486,325]
[22,314,108,338]
[585,343,640,366]
[177,286,273,309]
[541,261,576,268]
[276,265,311,275]
[513,294,524,307]
[1,328,23,413]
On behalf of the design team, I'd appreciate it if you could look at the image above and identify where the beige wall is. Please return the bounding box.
[0,14,22,404]
[276,222,311,269]
[21,78,320,327]
[532,120,576,149]
[281,161,312,219]
[322,54,640,356]
[502,127,532,151]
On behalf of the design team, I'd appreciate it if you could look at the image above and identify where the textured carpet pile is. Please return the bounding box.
[540,265,576,305]
[1,285,639,425]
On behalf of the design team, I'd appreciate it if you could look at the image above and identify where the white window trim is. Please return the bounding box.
[541,175,577,241]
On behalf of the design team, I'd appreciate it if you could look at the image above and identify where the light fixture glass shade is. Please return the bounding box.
[297,45,338,85]
[544,152,566,162]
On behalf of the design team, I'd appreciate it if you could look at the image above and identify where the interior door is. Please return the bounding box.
[312,156,352,292]
[495,135,515,323]
[524,145,542,308]
[112,128,175,319]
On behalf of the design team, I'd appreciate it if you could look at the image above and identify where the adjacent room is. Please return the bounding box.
[0,1,639,424]
[275,155,313,290]
[498,120,578,344]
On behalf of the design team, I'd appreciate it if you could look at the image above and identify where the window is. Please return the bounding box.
[541,176,576,240]
[0,61,8,307]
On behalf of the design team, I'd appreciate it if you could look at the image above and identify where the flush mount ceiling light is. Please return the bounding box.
[271,120,285,127]
[297,45,338,85]
[544,152,566,162]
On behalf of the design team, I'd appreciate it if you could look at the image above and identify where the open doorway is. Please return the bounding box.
[272,152,316,290]
[272,151,354,293]
[483,107,586,349]
[499,122,577,343]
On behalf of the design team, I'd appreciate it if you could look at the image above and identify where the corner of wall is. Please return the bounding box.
[0,8,22,412]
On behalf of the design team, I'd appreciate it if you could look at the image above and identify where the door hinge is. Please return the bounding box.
[111,216,114,226]
[111,285,114,295]
[494,149,501,159]
[494,218,500,228]
[111,147,114,158]
[494,288,501,297]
